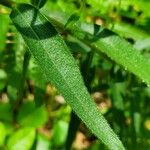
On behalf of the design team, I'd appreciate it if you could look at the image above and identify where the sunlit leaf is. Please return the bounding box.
[0,122,6,146]
[52,120,68,147]
[0,9,10,51]
[7,127,36,150]
[17,102,48,128]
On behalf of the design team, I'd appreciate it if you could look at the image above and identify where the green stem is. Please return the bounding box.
[66,111,80,150]
[81,51,94,91]
[13,50,31,111]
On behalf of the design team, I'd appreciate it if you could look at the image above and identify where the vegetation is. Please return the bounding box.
[0,0,150,149]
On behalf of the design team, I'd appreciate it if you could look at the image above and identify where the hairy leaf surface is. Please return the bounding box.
[10,4,125,150]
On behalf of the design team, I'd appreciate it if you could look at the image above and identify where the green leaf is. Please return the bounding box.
[0,9,10,51]
[36,134,50,150]
[134,38,150,50]
[52,120,68,147]
[0,122,6,146]
[112,22,149,41]
[91,29,150,85]
[65,13,80,29]
[0,103,13,122]
[28,59,47,106]
[110,82,125,111]
[0,69,7,91]
[66,35,91,54]
[10,4,125,149]
[17,102,48,128]
[7,127,36,150]
[79,25,150,86]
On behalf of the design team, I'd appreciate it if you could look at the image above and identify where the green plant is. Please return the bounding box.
[0,0,150,150]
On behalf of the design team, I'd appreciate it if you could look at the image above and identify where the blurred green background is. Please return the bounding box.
[0,0,150,149]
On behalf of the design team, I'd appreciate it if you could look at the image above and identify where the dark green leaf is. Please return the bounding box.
[10,4,125,149]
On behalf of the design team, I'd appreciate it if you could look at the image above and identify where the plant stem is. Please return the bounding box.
[13,50,31,111]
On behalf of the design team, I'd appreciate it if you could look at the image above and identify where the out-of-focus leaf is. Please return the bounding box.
[0,103,13,122]
[134,38,150,51]
[0,69,7,91]
[17,102,48,128]
[110,82,125,111]
[66,35,91,53]
[36,134,50,150]
[112,22,149,41]
[0,122,6,146]
[66,111,80,150]
[52,120,68,147]
[28,59,47,106]
[7,127,36,150]
[121,0,150,17]
[34,85,46,106]
[10,4,125,149]
[7,71,22,102]
[134,112,141,135]
[0,9,10,51]
[65,13,80,29]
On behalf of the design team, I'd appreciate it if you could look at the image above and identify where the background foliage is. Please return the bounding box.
[0,0,150,149]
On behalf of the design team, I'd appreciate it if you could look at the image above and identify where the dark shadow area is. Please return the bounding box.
[13,21,57,39]
[84,24,117,43]
[92,28,116,40]
[11,3,58,40]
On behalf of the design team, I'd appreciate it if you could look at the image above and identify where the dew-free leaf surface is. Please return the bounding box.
[7,127,36,150]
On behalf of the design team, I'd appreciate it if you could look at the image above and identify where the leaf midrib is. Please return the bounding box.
[15,6,91,119]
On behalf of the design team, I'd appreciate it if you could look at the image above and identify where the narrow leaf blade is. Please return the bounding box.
[10,4,125,150]
[91,29,150,85]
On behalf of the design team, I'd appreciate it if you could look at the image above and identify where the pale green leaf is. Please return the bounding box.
[52,120,68,146]
[17,102,48,128]
[0,122,6,146]
[0,11,10,51]
[112,22,149,41]
[7,127,36,150]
